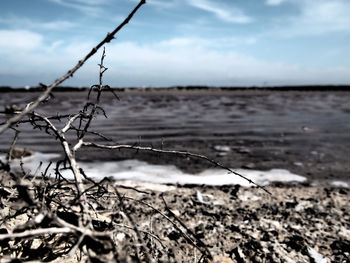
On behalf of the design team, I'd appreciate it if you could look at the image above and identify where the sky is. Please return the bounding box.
[0,0,350,87]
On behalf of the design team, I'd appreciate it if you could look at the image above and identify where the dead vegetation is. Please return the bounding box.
[0,0,349,260]
[0,1,266,261]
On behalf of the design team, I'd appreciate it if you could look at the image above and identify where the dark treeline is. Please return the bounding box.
[0,85,350,92]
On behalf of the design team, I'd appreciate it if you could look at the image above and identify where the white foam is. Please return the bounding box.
[307,247,328,263]
[0,152,60,176]
[331,181,349,188]
[1,152,308,186]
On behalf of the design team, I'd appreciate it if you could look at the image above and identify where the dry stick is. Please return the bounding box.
[29,112,92,235]
[78,47,106,140]
[54,215,112,238]
[160,194,213,260]
[0,0,146,135]
[113,223,166,249]
[7,129,19,161]
[114,187,153,263]
[82,142,272,194]
[124,196,208,259]
[0,227,72,240]
[30,112,85,198]
[31,161,43,181]
[68,233,85,258]
[0,113,73,126]
[65,49,110,199]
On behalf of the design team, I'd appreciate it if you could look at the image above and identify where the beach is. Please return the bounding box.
[0,88,350,185]
[0,88,350,262]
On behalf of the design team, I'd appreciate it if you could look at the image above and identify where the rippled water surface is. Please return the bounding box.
[1,89,350,182]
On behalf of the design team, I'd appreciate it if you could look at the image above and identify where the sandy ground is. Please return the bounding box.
[1,168,349,262]
[112,181,350,263]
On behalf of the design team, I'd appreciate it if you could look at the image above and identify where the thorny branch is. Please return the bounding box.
[0,0,273,262]
[0,227,72,240]
[0,47,270,261]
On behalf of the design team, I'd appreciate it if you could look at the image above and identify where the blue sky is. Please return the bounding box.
[0,0,350,87]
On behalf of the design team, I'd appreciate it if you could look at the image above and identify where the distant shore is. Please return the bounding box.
[1,84,350,93]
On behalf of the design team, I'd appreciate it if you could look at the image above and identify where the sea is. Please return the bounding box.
[1,88,349,187]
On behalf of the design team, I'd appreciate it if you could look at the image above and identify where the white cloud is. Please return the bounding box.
[71,0,110,5]
[268,0,350,36]
[0,16,76,31]
[100,38,350,86]
[297,0,350,33]
[158,36,257,51]
[158,37,209,48]
[41,21,77,30]
[48,0,108,16]
[0,30,43,52]
[146,0,178,9]
[187,0,253,24]
[0,33,349,86]
[266,0,286,6]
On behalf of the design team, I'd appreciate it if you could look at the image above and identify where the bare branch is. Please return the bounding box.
[61,114,81,133]
[123,195,208,258]
[0,227,72,240]
[114,186,153,262]
[113,223,166,249]
[7,129,20,162]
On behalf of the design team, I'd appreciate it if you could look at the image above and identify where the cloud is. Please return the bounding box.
[98,38,350,86]
[266,0,286,6]
[146,0,178,9]
[158,36,257,51]
[0,33,349,86]
[0,30,43,52]
[0,16,76,31]
[296,0,350,34]
[48,0,108,16]
[40,21,77,30]
[70,0,110,5]
[0,29,95,79]
[187,0,253,24]
[267,0,350,36]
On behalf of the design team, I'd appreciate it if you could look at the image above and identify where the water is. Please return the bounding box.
[1,89,350,184]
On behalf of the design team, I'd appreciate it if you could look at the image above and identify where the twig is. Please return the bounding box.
[30,112,86,198]
[123,195,208,258]
[113,223,166,249]
[7,129,20,162]
[0,227,72,240]
[114,186,153,262]
[161,194,212,260]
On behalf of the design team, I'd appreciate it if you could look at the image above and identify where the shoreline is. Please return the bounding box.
[2,151,350,188]
[1,89,350,185]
